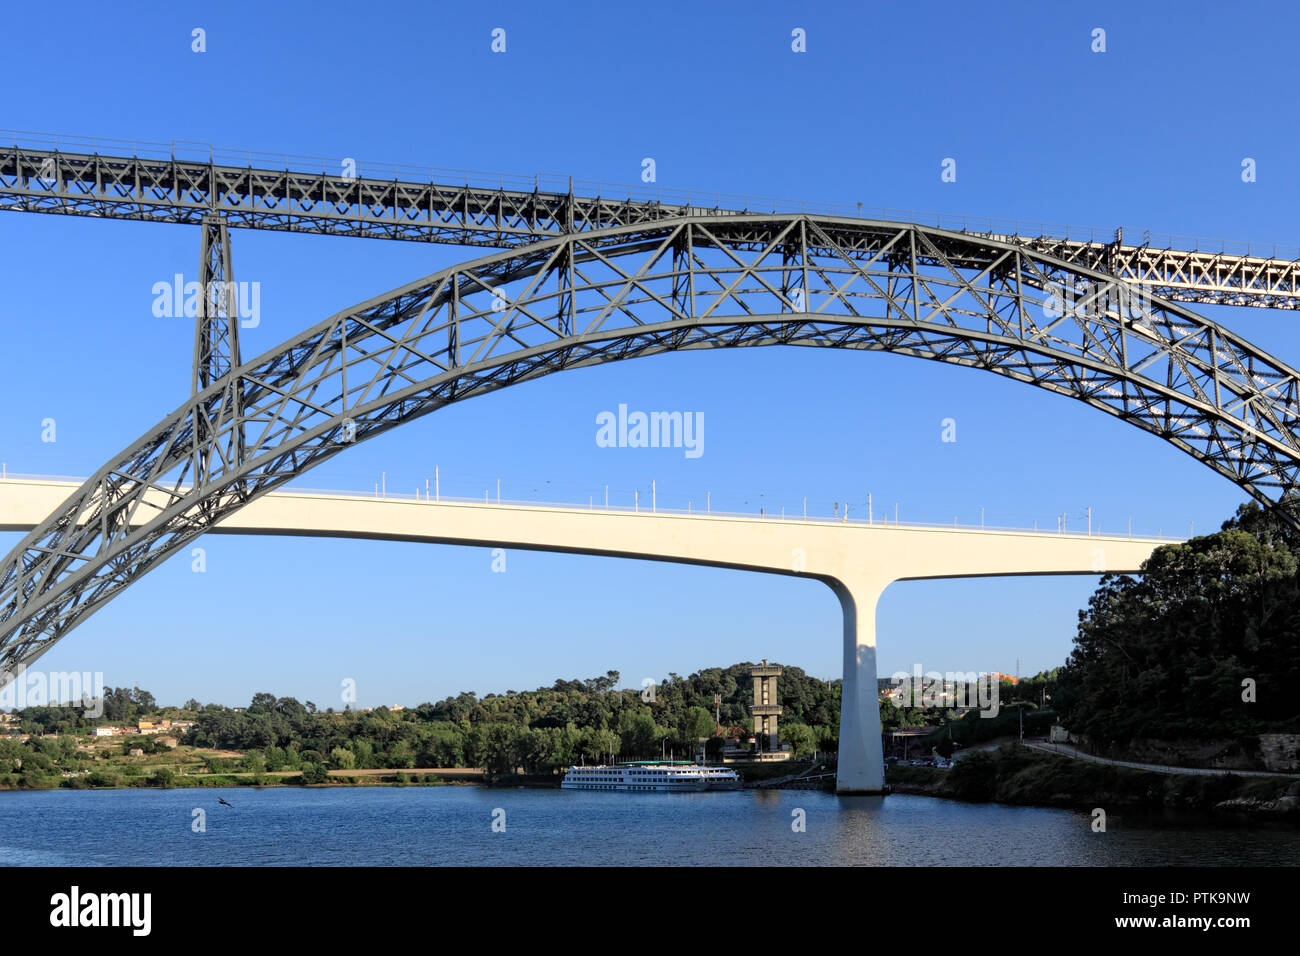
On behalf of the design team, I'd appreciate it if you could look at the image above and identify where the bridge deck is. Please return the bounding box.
[3,136,1298,308]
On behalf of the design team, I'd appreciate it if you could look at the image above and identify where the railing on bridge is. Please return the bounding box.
[0,470,1183,541]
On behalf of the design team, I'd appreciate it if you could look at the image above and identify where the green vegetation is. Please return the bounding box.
[888,744,1300,818]
[7,685,161,737]
[1057,501,1300,747]
[172,664,843,782]
[922,702,1055,750]
[0,663,845,788]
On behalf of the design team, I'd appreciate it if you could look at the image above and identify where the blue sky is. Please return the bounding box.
[1,0,1296,708]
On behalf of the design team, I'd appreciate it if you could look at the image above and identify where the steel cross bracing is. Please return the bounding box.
[2,214,1299,678]
[3,142,1300,309]
[191,214,244,493]
[193,213,241,390]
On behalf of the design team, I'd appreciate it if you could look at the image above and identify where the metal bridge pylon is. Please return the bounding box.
[192,212,244,488]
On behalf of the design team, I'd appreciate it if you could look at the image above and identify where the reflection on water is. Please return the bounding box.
[0,787,1295,866]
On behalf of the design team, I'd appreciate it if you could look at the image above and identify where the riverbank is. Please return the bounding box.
[887,743,1300,821]
[0,766,487,791]
[1,758,804,792]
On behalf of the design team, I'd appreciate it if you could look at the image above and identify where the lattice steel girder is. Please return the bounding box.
[1014,235,1300,310]
[191,214,244,491]
[0,143,720,249]
[2,214,1300,681]
[2,143,1299,308]
[194,213,241,390]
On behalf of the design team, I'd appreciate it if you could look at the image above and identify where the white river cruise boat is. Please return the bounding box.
[562,761,741,792]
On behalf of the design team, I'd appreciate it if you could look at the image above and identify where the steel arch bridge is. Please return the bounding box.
[2,213,1300,677]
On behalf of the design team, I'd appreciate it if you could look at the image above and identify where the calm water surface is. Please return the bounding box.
[1,786,1296,866]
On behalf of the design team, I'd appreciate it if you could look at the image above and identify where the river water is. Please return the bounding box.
[1,786,1296,866]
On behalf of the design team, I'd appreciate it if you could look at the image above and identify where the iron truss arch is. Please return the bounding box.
[2,214,1299,678]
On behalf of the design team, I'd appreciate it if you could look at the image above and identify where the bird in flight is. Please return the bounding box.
[218,797,233,807]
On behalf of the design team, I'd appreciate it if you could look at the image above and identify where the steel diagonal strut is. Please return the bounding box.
[2,215,1300,684]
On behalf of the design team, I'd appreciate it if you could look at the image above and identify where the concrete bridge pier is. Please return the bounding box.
[829,576,888,794]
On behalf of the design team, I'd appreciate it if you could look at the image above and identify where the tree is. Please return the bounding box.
[151,767,175,788]
[265,746,293,772]
[329,747,356,770]
[300,762,330,785]
[351,739,375,769]
[680,706,715,743]
[780,721,816,759]
[580,726,620,764]
[101,687,133,722]
[1059,523,1300,745]
[617,710,659,759]
[385,740,414,769]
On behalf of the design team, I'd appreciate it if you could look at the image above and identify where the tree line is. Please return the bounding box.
[1055,500,1300,746]
[176,662,845,780]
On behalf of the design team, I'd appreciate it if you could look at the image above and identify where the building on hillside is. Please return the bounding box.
[750,660,792,762]
[711,726,755,762]
[751,659,782,752]
[92,727,118,737]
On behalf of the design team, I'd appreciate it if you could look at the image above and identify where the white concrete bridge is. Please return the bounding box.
[0,477,1173,795]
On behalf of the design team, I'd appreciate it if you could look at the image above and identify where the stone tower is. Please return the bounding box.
[750,658,782,752]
